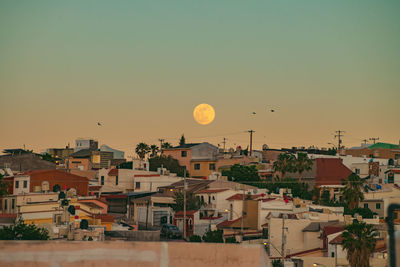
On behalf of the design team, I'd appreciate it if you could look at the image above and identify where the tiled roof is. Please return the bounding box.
[315,158,352,186]
[323,225,344,236]
[175,210,198,216]
[303,221,340,232]
[108,168,118,176]
[216,217,242,228]
[196,189,229,194]
[165,143,201,150]
[329,234,343,244]
[95,214,115,223]
[226,194,262,201]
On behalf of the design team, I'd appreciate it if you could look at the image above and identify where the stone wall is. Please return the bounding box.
[0,241,268,267]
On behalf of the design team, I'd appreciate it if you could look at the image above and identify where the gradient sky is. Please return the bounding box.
[1,0,399,157]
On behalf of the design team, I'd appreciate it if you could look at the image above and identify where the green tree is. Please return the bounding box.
[179,134,186,146]
[341,173,366,210]
[273,153,296,180]
[221,164,260,182]
[345,207,377,219]
[0,173,9,197]
[52,184,61,192]
[295,153,313,182]
[202,229,223,243]
[149,155,188,177]
[162,142,172,149]
[172,192,204,212]
[40,153,56,163]
[225,236,239,243]
[189,234,202,242]
[135,142,150,160]
[68,205,76,215]
[80,219,89,230]
[342,220,377,267]
[150,145,159,158]
[0,219,49,240]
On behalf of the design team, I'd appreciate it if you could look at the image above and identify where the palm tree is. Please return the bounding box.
[341,173,366,210]
[295,153,313,182]
[342,220,378,267]
[135,143,150,160]
[162,142,172,149]
[273,153,296,180]
[150,145,159,158]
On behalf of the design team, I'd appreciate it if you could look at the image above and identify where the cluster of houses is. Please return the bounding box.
[1,138,400,266]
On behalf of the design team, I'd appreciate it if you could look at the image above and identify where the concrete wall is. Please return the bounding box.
[0,241,269,267]
[105,230,160,241]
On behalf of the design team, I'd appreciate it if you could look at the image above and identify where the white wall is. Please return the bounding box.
[14,175,30,195]
[134,175,182,192]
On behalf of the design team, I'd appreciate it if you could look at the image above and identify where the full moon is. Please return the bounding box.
[193,103,215,125]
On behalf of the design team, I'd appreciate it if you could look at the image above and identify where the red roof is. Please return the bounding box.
[196,189,229,194]
[390,169,400,174]
[108,169,118,176]
[200,216,223,220]
[175,210,198,216]
[89,186,102,191]
[226,194,262,201]
[286,248,323,258]
[216,217,242,228]
[134,174,160,177]
[316,158,352,186]
[323,225,344,236]
[0,213,17,219]
[329,234,343,244]
[95,214,115,223]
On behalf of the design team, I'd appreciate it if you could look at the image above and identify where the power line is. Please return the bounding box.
[369,137,379,144]
[334,130,345,154]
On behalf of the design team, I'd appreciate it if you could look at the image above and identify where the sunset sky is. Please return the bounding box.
[1,0,399,157]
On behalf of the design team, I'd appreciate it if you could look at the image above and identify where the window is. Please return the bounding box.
[376,203,381,209]
[194,163,200,170]
[331,252,335,258]
[115,176,118,186]
[364,203,368,209]
[11,199,15,210]
[181,151,187,157]
[15,181,19,189]
[101,176,104,185]
[23,180,27,188]
[4,199,7,210]
[209,163,216,170]
[395,154,400,160]
[355,169,360,174]
[136,182,140,189]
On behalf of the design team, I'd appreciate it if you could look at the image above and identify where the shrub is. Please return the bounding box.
[189,235,202,242]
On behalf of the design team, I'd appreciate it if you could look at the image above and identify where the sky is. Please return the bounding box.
[1,0,399,157]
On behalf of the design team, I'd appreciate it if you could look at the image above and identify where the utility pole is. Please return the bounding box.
[334,130,345,155]
[159,139,164,154]
[241,187,245,239]
[281,214,287,264]
[248,130,255,157]
[362,139,368,146]
[222,137,226,153]
[369,137,379,144]
[183,169,187,240]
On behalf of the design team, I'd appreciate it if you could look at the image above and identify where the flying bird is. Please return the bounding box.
[252,112,256,115]
[97,122,102,126]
